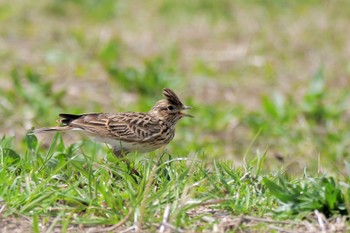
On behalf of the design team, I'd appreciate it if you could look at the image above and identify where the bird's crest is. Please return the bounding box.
[163,88,184,106]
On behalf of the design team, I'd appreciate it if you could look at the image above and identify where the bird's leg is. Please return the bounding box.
[112,147,140,176]
[112,147,127,158]
[159,146,166,155]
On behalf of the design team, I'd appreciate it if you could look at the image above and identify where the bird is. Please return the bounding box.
[32,88,193,157]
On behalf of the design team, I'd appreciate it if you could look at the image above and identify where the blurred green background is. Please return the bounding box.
[1,0,350,175]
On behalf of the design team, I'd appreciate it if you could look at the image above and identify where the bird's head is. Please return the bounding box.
[149,88,193,123]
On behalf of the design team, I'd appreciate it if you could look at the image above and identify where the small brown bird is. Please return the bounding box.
[33,88,193,157]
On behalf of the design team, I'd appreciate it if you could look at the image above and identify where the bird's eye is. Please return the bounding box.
[167,105,174,111]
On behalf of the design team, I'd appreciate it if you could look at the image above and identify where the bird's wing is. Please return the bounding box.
[66,112,164,142]
[106,113,164,142]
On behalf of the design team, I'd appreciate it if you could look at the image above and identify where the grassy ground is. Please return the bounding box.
[1,0,350,232]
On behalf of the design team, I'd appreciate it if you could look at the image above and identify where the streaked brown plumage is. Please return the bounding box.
[32,88,193,157]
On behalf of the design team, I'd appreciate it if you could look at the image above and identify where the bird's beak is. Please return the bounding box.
[181,105,194,118]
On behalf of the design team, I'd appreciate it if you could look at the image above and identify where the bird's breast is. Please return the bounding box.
[93,135,172,153]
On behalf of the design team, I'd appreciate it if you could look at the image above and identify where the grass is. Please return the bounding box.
[1,0,350,232]
[1,134,349,232]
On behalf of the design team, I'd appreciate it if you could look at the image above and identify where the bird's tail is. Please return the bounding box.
[30,126,73,134]
[29,113,83,135]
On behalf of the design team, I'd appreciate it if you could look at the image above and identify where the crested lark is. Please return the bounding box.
[33,88,193,157]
